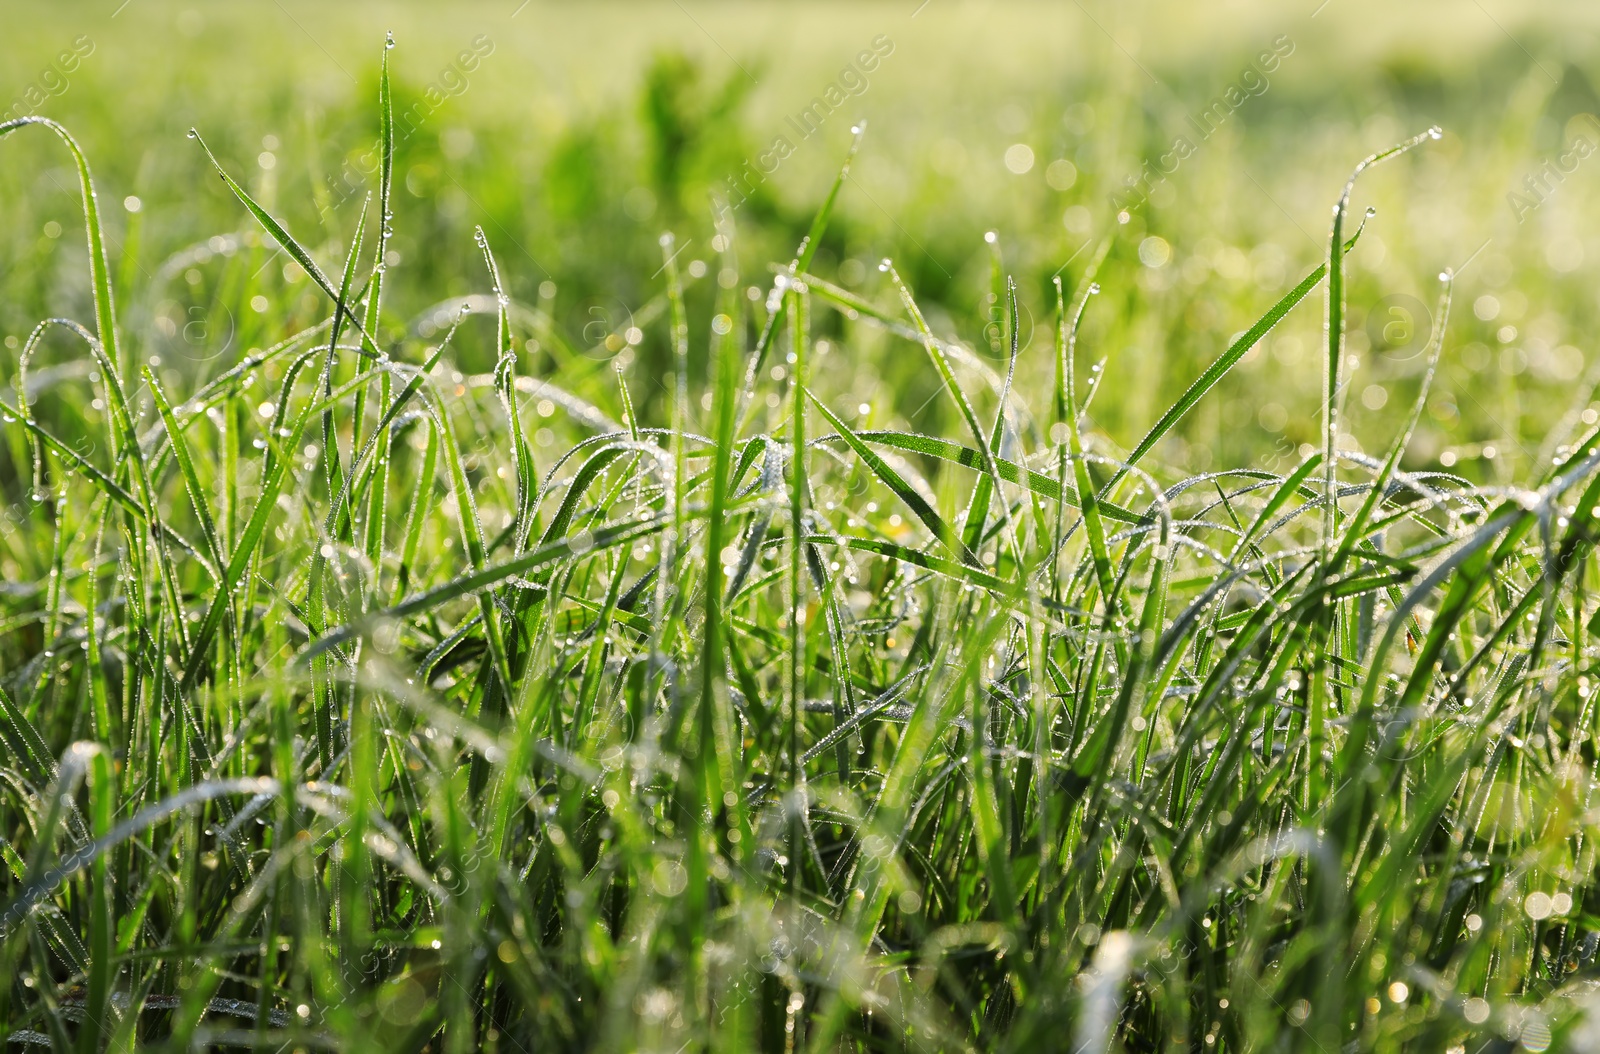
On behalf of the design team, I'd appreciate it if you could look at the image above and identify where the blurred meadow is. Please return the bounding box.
[4,0,1599,473]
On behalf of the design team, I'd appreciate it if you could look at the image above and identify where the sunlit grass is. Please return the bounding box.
[5,33,1600,1054]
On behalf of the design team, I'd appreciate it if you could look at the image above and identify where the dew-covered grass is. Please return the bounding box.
[6,28,1600,1054]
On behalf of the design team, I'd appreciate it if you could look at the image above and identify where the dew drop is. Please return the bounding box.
[1428,125,1442,139]
[385,30,395,49]
[1088,282,1101,295]
[187,129,198,139]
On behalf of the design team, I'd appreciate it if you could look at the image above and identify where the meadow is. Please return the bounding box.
[5,1,1600,1050]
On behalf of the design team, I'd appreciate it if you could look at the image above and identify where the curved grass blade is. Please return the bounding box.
[178,349,324,691]
[303,507,684,660]
[145,369,227,574]
[1059,274,1116,611]
[822,429,1140,524]
[0,683,56,785]
[0,778,280,933]
[1103,218,1375,494]
[800,663,928,765]
[478,228,538,551]
[191,129,377,351]
[806,390,978,566]
[0,400,213,570]
[883,261,1031,596]
[1320,126,1441,553]
[1331,278,1451,571]
[737,125,864,424]
[0,118,121,380]
[961,275,1021,555]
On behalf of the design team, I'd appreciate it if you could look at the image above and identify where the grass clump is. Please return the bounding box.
[5,38,1600,1054]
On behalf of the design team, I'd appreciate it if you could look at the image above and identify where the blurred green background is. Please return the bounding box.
[3,0,1599,480]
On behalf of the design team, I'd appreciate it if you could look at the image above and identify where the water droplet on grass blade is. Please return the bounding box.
[385,30,395,48]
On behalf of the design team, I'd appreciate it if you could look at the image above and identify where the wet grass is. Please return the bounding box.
[5,34,1600,1054]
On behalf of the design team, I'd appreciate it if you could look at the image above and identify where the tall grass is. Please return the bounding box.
[4,38,1600,1054]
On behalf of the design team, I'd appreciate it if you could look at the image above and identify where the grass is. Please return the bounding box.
[6,26,1600,1054]
[8,0,1599,471]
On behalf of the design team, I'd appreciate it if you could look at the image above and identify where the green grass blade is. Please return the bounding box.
[1103,220,1375,494]
[807,391,978,565]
